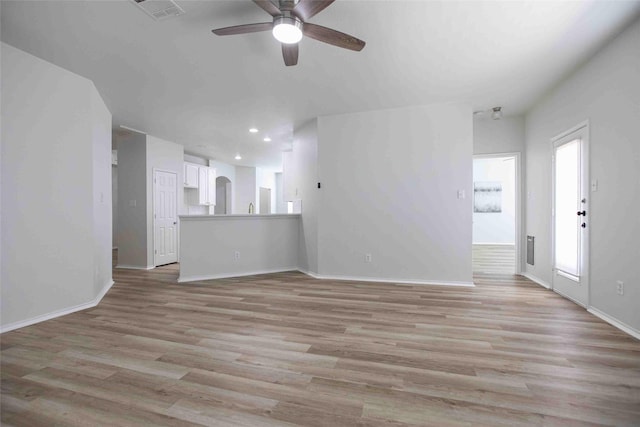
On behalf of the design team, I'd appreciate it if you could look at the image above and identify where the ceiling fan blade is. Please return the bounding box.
[303,23,365,51]
[292,0,335,21]
[252,0,281,16]
[282,43,299,66]
[212,22,273,36]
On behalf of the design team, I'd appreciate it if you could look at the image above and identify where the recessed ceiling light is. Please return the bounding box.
[249,128,258,133]
[263,137,272,142]
[235,154,242,160]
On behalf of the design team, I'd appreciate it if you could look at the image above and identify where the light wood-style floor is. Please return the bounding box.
[472,244,516,275]
[2,254,639,426]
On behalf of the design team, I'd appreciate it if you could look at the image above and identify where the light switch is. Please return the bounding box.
[129,200,137,207]
[591,179,598,192]
[457,190,465,199]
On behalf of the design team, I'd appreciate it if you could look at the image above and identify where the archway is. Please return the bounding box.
[215,176,232,214]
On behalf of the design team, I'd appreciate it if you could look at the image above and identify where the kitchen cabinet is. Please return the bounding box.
[197,166,216,206]
[208,166,216,206]
[184,163,199,188]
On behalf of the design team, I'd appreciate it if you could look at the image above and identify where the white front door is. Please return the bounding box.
[552,124,589,306]
[154,170,178,266]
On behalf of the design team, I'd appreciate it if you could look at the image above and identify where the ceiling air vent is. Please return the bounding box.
[132,0,185,21]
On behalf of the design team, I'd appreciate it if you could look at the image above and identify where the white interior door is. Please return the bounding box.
[154,170,178,266]
[552,125,589,306]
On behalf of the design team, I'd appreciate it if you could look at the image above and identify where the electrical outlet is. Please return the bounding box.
[234,251,240,261]
[365,253,372,263]
[616,280,624,295]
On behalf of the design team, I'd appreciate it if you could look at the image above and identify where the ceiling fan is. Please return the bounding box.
[211,0,366,66]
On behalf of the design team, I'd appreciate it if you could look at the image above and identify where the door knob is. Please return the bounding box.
[577,210,586,216]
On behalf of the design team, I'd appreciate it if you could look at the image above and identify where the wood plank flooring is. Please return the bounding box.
[2,254,639,426]
[473,244,516,275]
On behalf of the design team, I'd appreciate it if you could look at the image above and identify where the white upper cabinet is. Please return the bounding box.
[184,162,216,206]
[184,163,199,188]
[207,167,216,206]
[196,166,216,206]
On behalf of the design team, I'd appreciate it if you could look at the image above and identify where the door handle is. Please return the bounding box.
[577,210,586,216]
[173,221,177,225]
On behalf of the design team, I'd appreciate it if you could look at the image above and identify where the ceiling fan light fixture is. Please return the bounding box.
[272,16,303,44]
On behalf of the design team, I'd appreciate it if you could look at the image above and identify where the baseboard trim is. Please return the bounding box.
[116,264,155,270]
[301,271,475,287]
[95,279,115,302]
[521,272,551,289]
[588,307,640,341]
[553,287,587,308]
[178,267,299,283]
[0,279,114,334]
[522,274,638,340]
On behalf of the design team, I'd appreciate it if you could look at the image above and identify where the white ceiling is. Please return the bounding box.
[2,1,639,169]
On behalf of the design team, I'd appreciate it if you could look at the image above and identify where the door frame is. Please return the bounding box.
[473,152,522,274]
[550,121,590,307]
[153,168,179,267]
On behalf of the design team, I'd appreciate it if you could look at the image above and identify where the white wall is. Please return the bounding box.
[1,43,112,329]
[179,215,300,282]
[116,132,148,268]
[317,104,473,284]
[293,119,319,273]
[112,165,118,248]
[210,159,235,184]
[184,154,208,166]
[474,116,525,155]
[146,135,184,266]
[282,151,296,201]
[91,87,113,296]
[235,166,257,214]
[525,18,640,332]
[275,173,286,214]
[473,157,516,244]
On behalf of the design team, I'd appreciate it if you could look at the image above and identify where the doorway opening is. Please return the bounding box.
[215,176,232,214]
[472,154,520,275]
